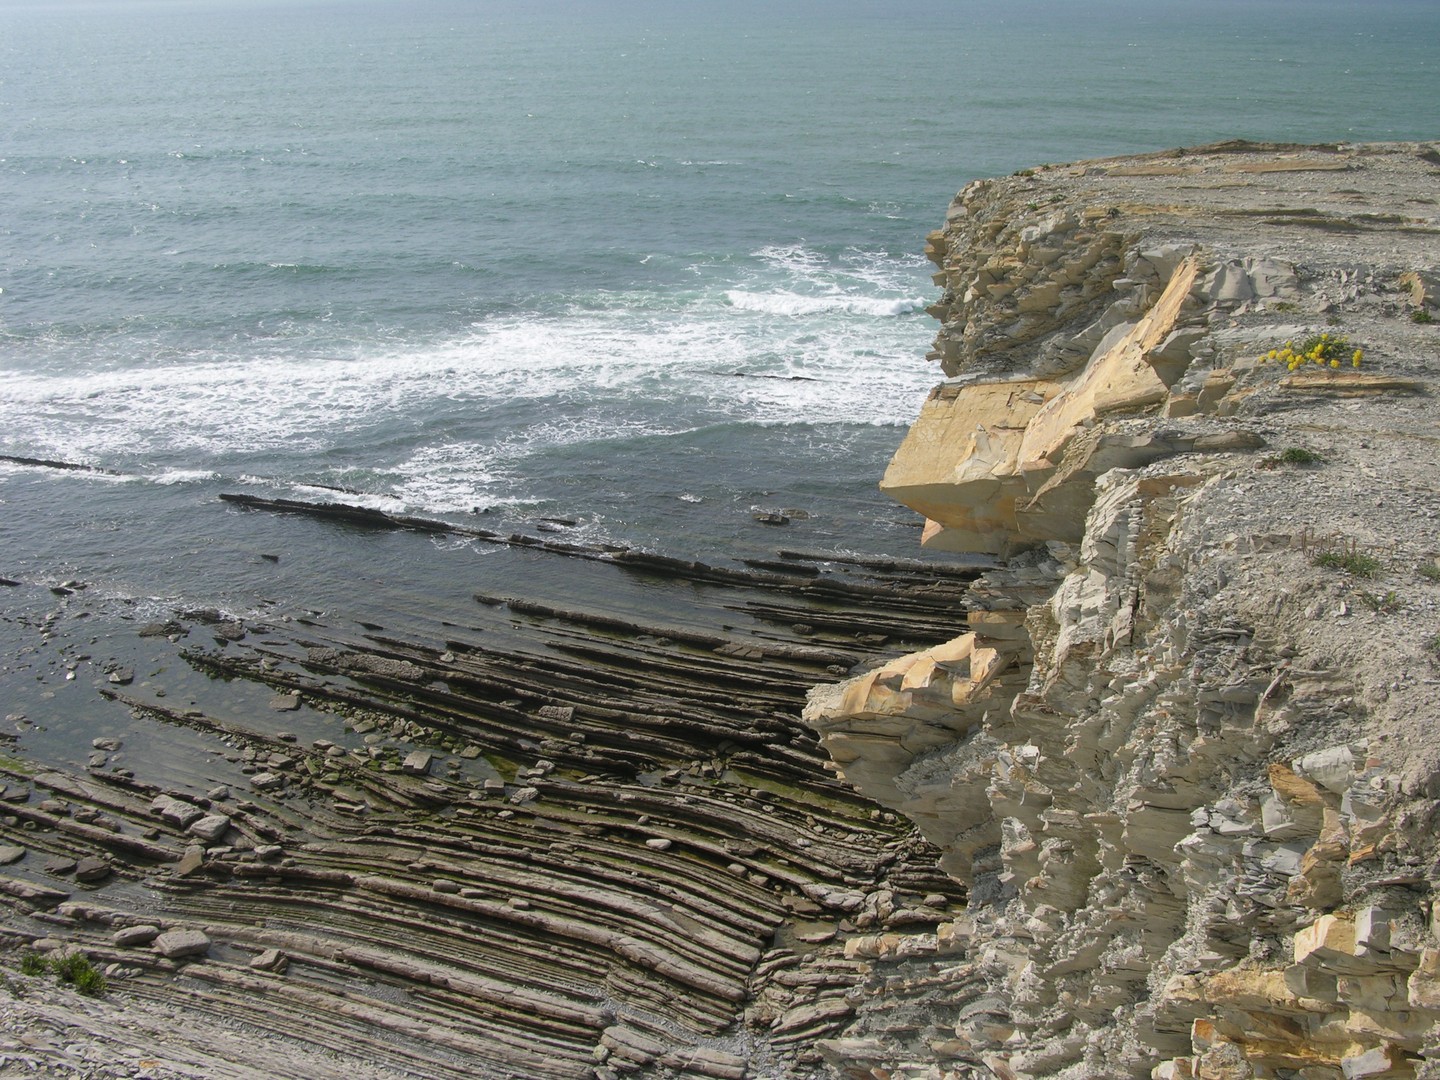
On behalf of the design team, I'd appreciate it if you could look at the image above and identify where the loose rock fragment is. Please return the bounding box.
[153,929,211,959]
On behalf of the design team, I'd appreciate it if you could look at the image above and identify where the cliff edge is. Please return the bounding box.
[805,141,1440,1080]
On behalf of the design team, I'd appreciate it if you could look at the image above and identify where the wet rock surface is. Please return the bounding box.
[0,532,977,1077]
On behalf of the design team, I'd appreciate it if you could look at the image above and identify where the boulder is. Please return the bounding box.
[151,794,205,829]
[113,924,161,947]
[153,929,211,959]
[73,856,112,883]
[188,814,231,842]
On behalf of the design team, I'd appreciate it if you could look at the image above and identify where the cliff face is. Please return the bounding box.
[805,142,1440,1080]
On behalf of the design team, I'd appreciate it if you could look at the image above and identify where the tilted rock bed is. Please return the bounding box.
[0,538,975,1079]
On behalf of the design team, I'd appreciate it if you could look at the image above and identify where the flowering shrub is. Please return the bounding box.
[1259,332,1363,371]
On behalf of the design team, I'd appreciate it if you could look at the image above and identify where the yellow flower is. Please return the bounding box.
[1330,359,1340,368]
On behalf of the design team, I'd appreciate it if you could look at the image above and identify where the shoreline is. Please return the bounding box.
[0,509,974,1079]
[6,138,1440,1079]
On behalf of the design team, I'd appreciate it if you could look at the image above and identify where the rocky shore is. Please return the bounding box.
[4,140,1439,1080]
[0,508,975,1078]
[805,140,1440,1079]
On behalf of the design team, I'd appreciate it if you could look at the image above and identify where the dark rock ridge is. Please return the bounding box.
[0,527,981,1078]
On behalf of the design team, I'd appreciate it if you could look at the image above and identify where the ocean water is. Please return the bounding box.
[2,0,1438,614]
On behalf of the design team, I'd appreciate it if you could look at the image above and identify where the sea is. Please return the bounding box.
[2,0,1439,657]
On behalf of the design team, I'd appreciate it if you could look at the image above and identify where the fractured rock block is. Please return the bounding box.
[1339,1044,1410,1079]
[1294,915,1376,976]
[150,794,204,829]
[1406,948,1440,1010]
[250,948,288,974]
[174,845,206,878]
[1294,746,1356,794]
[153,928,211,959]
[188,814,231,843]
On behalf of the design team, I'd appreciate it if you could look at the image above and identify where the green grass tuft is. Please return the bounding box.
[1314,551,1382,578]
[49,952,107,997]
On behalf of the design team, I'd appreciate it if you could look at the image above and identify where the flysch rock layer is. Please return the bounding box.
[0,533,977,1078]
[805,141,1440,1080]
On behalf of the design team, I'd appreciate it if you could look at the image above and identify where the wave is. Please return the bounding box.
[0,299,935,464]
[724,290,924,318]
[0,234,939,490]
[217,260,358,277]
[144,469,218,486]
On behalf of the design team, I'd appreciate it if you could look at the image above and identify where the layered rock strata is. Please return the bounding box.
[0,537,978,1078]
[806,142,1440,1079]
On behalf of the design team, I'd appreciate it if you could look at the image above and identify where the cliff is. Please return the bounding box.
[805,141,1440,1080]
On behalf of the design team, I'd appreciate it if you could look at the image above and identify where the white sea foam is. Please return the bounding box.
[724,290,923,317]
[0,296,934,463]
[288,484,404,510]
[0,243,938,519]
[145,469,218,486]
